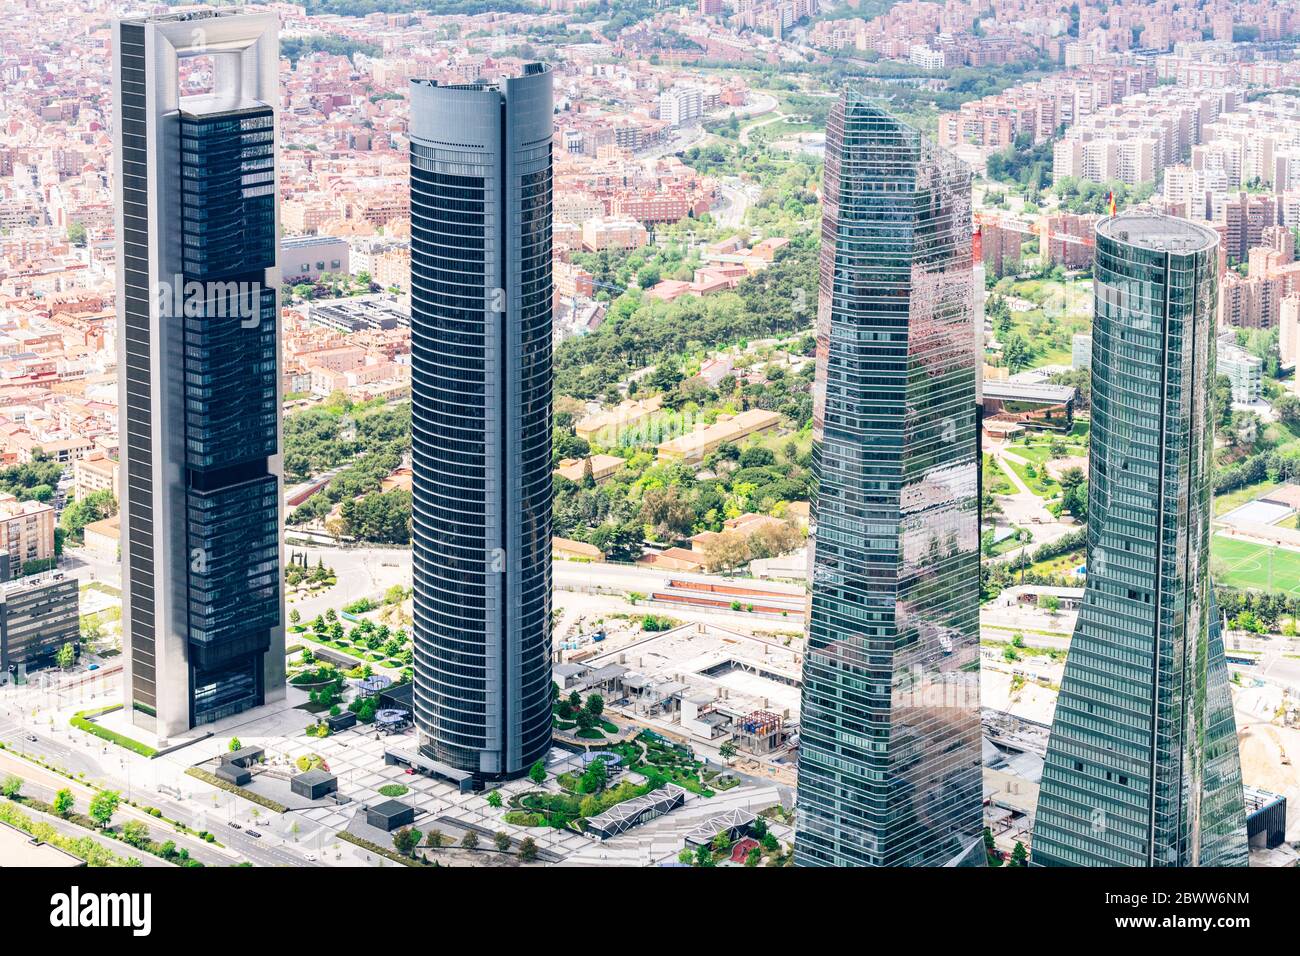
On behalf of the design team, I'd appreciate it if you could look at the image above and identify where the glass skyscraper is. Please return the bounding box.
[113,10,284,739]
[795,95,984,866]
[408,65,554,783]
[1032,215,1249,867]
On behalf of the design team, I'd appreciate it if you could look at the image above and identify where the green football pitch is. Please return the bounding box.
[1211,535,1300,596]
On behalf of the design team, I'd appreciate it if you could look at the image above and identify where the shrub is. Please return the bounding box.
[70,711,157,757]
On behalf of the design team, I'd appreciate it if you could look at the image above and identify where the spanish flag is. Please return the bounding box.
[1108,190,1117,217]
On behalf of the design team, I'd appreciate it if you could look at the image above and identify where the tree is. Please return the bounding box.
[1,775,21,799]
[581,756,608,793]
[640,485,696,541]
[584,694,604,718]
[426,829,445,850]
[228,738,242,753]
[393,826,420,856]
[529,760,547,786]
[461,830,479,850]
[89,790,120,829]
[52,788,74,818]
[520,837,539,862]
[1010,842,1029,867]
[1276,394,1300,432]
[678,847,694,865]
[983,826,1002,866]
[493,831,511,852]
[67,221,87,246]
[718,741,738,765]
[486,789,503,809]
[59,489,117,544]
[55,642,76,671]
[122,819,151,848]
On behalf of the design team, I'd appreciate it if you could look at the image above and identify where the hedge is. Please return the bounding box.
[337,831,436,867]
[70,710,157,758]
[184,767,287,813]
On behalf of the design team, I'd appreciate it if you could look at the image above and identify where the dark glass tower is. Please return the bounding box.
[795,96,984,866]
[113,10,284,739]
[1033,215,1248,867]
[408,65,554,783]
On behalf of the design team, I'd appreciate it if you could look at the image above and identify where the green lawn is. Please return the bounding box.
[1002,455,1060,498]
[983,454,1014,495]
[1211,535,1300,596]
[1005,441,1086,467]
[1030,549,1086,576]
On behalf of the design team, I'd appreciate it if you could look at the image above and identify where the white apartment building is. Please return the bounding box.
[659,86,704,127]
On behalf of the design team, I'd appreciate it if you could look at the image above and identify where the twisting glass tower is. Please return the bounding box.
[795,95,984,867]
[408,65,554,784]
[1033,215,1248,867]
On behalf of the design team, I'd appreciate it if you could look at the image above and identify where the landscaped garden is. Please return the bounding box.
[290,605,412,674]
[553,690,619,741]
[503,755,654,831]
[609,732,719,797]
[287,660,387,734]
[284,556,337,602]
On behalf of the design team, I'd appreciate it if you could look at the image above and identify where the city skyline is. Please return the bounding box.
[0,0,1297,876]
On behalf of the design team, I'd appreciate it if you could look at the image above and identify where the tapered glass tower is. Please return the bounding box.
[1032,215,1248,867]
[794,96,984,867]
[408,65,554,783]
[113,10,284,739]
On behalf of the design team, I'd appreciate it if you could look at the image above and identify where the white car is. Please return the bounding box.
[304,853,317,862]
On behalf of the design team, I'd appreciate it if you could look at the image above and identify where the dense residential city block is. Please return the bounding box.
[0,0,1297,873]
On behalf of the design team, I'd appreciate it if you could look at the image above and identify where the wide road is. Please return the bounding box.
[0,738,232,867]
[1,774,173,867]
[0,713,320,867]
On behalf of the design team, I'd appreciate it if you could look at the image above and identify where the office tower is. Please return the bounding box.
[408,65,554,783]
[113,10,284,739]
[795,96,984,867]
[1033,215,1248,867]
[0,573,79,680]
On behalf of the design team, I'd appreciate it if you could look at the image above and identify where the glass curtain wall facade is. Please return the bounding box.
[1032,215,1248,867]
[113,11,285,739]
[795,95,984,867]
[408,65,554,783]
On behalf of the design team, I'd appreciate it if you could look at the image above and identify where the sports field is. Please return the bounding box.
[1211,534,1300,596]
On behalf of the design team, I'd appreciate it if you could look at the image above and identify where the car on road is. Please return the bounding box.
[305,853,317,862]
[24,734,37,742]
[228,821,241,829]
[247,830,262,839]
